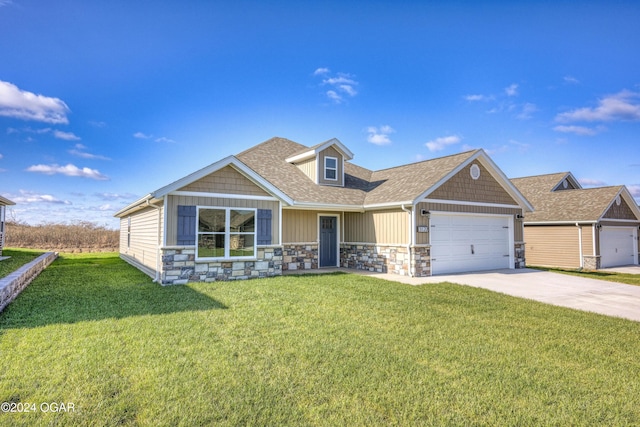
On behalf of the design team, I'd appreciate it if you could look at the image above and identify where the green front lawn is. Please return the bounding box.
[533,266,640,286]
[0,248,44,280]
[1,253,639,425]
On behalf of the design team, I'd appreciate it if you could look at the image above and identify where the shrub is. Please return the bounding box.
[5,220,119,252]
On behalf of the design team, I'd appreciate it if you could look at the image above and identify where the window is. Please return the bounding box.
[197,207,256,259]
[324,156,338,181]
[127,216,131,248]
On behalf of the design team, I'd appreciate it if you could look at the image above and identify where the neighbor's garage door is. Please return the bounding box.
[430,213,511,275]
[600,227,636,267]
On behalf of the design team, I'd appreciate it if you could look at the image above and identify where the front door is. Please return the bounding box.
[319,216,337,267]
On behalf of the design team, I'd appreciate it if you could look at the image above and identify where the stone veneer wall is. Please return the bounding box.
[341,244,413,276]
[282,244,318,271]
[0,252,58,312]
[514,242,526,269]
[161,246,282,285]
[582,255,600,270]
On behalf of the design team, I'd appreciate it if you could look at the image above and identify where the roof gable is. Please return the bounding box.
[285,138,354,163]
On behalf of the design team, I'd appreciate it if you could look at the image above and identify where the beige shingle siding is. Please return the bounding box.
[525,225,581,268]
[166,195,279,246]
[428,162,517,205]
[178,165,270,196]
[343,209,408,244]
[120,205,161,274]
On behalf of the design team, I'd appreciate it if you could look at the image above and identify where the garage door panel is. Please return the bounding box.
[431,214,511,275]
[601,227,636,268]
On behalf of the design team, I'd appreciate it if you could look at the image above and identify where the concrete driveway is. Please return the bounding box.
[415,268,640,322]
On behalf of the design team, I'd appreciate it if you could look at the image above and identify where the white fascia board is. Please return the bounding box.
[151,155,294,206]
[423,198,522,209]
[0,195,15,206]
[524,220,598,225]
[285,138,354,163]
[113,194,159,218]
[597,187,640,222]
[286,202,365,212]
[412,150,534,212]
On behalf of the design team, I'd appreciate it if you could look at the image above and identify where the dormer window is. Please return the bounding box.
[324,156,338,181]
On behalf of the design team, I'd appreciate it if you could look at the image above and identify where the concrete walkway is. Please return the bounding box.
[287,267,640,322]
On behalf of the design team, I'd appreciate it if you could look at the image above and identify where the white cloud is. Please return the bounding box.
[0,80,70,124]
[53,130,81,141]
[68,144,111,160]
[464,94,494,102]
[366,125,395,145]
[552,125,603,136]
[627,185,640,199]
[315,70,359,103]
[26,163,109,180]
[564,76,580,85]
[95,192,138,201]
[556,90,640,123]
[154,136,175,143]
[516,103,538,120]
[133,131,152,139]
[505,84,519,97]
[425,135,462,152]
[0,153,3,159]
[12,190,71,205]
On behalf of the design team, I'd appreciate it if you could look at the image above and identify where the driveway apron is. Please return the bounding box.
[416,268,640,322]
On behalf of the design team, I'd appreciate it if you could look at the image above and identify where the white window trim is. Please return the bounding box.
[196,206,257,261]
[324,156,338,181]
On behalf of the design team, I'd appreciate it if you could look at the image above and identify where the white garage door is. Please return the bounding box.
[430,213,512,275]
[600,227,636,268]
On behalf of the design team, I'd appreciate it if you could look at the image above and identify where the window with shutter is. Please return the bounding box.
[177,205,196,245]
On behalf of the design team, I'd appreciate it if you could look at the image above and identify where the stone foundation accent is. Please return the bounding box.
[341,244,417,276]
[411,246,431,277]
[582,256,600,270]
[514,242,526,269]
[282,244,318,271]
[0,252,58,312]
[160,246,282,285]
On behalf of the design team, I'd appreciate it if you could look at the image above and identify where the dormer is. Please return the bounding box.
[286,138,354,187]
[551,172,582,192]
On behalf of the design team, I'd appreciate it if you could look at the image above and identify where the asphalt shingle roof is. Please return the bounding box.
[511,173,624,222]
[236,137,480,207]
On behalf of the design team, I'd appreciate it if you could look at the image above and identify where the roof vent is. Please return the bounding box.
[470,164,480,180]
[616,195,621,206]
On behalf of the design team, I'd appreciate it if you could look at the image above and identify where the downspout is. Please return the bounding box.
[576,223,583,269]
[147,199,162,283]
[401,204,414,276]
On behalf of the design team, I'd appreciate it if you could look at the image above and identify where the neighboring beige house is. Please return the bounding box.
[115,137,533,284]
[511,172,640,269]
[0,195,15,257]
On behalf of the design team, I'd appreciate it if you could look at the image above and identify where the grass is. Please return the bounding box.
[0,253,639,425]
[533,265,640,286]
[0,248,45,280]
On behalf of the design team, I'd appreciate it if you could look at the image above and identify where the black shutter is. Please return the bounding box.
[256,209,272,245]
[177,205,196,245]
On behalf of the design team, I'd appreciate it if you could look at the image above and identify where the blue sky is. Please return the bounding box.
[1,0,639,228]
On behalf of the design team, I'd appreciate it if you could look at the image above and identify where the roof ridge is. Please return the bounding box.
[511,171,570,181]
[371,149,479,173]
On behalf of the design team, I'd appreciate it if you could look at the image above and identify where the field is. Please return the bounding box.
[4,221,119,252]
[0,252,639,426]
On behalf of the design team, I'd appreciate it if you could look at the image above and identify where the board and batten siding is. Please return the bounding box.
[282,209,318,243]
[166,195,280,246]
[294,157,317,183]
[417,202,523,245]
[317,146,344,187]
[120,205,163,275]
[524,225,580,268]
[343,209,408,245]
